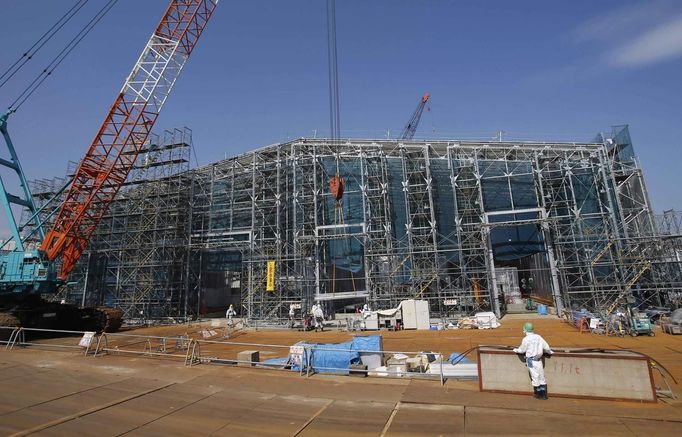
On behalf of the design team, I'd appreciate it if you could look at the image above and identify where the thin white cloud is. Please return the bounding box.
[608,16,682,67]
[569,1,682,69]
[521,2,682,84]
[571,1,667,44]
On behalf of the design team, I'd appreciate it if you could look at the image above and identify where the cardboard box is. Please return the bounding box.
[237,350,259,367]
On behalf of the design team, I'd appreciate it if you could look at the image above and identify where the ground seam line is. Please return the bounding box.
[116,388,224,436]
[208,393,277,436]
[291,399,333,436]
[462,403,682,424]
[0,375,132,416]
[379,401,401,437]
[393,399,682,424]
[8,382,176,437]
[617,416,638,436]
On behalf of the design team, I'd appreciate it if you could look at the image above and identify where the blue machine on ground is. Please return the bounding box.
[0,110,108,332]
[0,110,59,295]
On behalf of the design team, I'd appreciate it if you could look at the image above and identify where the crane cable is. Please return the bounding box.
[8,0,119,112]
[326,0,340,140]
[0,0,90,90]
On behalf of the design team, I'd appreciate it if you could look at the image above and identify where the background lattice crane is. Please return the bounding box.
[400,93,430,140]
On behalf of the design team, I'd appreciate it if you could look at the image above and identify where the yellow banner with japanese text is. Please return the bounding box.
[266,260,276,292]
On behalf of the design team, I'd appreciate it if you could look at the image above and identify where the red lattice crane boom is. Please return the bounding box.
[40,0,219,280]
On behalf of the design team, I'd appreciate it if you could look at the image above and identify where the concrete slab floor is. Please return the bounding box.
[0,317,680,436]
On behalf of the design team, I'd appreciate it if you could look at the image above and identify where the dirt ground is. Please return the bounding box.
[111,314,682,383]
[0,315,680,436]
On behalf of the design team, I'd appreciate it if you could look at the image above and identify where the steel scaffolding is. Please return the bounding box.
[35,126,682,322]
[177,126,680,321]
[44,129,194,319]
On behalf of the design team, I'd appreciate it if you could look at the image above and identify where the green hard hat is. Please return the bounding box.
[523,322,534,332]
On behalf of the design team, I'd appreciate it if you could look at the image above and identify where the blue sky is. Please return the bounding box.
[0,0,681,227]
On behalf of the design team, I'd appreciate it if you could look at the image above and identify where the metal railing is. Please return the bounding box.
[0,325,452,384]
[2,327,93,351]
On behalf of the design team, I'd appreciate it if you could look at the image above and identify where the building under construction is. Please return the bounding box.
[40,125,681,322]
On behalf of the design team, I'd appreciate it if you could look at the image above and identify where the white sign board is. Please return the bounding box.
[79,331,96,348]
[290,344,304,366]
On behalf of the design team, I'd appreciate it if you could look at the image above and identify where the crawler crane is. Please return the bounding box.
[0,0,219,331]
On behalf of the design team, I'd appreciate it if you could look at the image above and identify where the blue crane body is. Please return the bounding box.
[0,111,57,294]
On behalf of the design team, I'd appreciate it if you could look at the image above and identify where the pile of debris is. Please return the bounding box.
[451,312,501,330]
[660,308,682,335]
[564,306,660,337]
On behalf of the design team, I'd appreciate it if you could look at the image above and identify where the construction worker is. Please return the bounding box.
[289,303,296,329]
[312,302,324,331]
[361,303,370,316]
[226,304,236,326]
[513,322,554,400]
[308,304,317,331]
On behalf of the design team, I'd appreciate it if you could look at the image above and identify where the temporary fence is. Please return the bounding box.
[3,327,94,352]
[0,326,450,384]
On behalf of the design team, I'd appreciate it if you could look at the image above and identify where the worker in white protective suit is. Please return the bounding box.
[513,322,554,400]
[226,304,236,326]
[289,304,296,329]
[312,302,324,332]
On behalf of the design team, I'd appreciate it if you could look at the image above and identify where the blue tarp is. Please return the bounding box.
[309,341,360,375]
[351,335,381,352]
[258,357,290,369]
[448,352,472,364]
[293,335,383,375]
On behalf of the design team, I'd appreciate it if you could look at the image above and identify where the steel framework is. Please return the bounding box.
[28,130,192,319]
[178,127,681,321]
[48,126,682,322]
[83,129,192,319]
